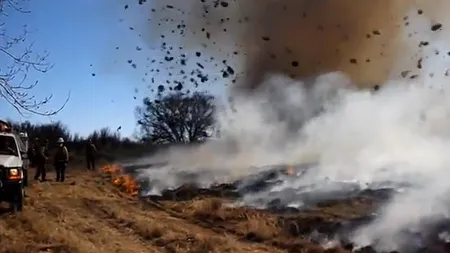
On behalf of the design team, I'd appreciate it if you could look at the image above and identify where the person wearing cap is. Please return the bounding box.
[53,137,69,182]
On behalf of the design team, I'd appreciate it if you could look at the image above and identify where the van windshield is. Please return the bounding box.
[0,136,18,156]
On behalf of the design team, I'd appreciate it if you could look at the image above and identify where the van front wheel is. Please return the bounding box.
[10,187,24,213]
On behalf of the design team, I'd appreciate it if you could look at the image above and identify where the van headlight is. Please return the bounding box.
[9,168,19,176]
[8,168,21,180]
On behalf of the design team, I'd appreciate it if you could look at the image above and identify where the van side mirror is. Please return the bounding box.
[20,151,28,159]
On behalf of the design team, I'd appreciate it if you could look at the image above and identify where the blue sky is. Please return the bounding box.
[0,0,162,138]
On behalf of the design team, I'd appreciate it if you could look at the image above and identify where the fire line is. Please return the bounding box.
[101,164,139,197]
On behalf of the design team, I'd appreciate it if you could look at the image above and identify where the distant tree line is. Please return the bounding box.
[7,120,136,153]
[4,90,219,151]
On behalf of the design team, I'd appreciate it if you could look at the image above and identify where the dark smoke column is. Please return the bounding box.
[241,0,412,90]
[143,0,432,91]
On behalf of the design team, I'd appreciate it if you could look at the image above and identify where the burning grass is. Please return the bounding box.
[101,164,139,197]
[97,164,397,252]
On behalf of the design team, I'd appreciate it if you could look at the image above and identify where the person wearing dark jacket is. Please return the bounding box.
[43,139,50,158]
[27,146,35,168]
[54,137,69,182]
[85,139,98,171]
[28,138,39,168]
[33,141,48,181]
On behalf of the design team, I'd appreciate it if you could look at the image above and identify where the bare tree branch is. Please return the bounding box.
[0,0,69,116]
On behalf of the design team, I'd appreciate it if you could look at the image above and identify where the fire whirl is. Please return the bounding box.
[101,164,139,197]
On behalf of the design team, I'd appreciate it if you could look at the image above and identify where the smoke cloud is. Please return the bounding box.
[131,0,450,251]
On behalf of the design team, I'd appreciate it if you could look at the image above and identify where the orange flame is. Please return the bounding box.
[101,164,121,174]
[286,165,295,176]
[101,164,139,197]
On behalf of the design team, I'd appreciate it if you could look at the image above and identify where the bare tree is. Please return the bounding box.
[0,0,69,116]
[136,92,215,144]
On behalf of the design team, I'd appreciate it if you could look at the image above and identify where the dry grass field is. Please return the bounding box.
[0,165,406,253]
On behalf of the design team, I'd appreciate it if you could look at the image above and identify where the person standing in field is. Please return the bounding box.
[33,140,48,181]
[28,137,40,168]
[27,138,36,168]
[85,139,98,171]
[53,137,69,182]
[44,139,50,161]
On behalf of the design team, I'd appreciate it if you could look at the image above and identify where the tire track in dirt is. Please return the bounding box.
[81,195,285,253]
[80,198,169,253]
[60,175,166,253]
[41,184,163,253]
[0,174,164,253]
[81,197,234,253]
[142,199,240,236]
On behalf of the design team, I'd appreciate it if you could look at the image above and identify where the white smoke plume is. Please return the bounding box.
[137,77,450,250]
[132,1,450,251]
